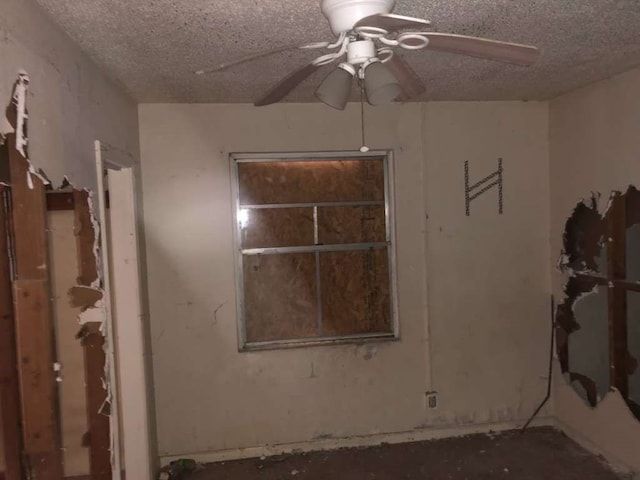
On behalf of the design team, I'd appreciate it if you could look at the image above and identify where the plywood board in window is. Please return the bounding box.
[241,207,314,249]
[243,253,318,342]
[317,205,386,245]
[238,159,384,205]
[320,248,391,336]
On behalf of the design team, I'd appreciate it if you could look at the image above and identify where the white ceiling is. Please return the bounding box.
[34,0,640,103]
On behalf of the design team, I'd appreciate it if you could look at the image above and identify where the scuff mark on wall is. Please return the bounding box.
[354,344,378,361]
[309,362,318,379]
[213,301,226,323]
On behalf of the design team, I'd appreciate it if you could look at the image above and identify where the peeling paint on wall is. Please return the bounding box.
[12,71,28,158]
[69,285,103,309]
[4,72,50,189]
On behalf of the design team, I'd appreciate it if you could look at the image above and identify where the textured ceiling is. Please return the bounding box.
[33,0,640,103]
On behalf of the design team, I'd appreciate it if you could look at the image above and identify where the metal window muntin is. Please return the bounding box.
[230,150,399,351]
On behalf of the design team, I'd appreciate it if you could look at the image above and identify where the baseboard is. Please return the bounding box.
[160,416,554,465]
[554,418,638,476]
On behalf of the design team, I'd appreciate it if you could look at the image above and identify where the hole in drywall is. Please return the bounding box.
[561,196,606,274]
[0,72,117,479]
[557,188,640,420]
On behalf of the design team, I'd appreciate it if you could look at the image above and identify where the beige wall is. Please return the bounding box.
[139,101,550,458]
[423,102,551,427]
[550,67,640,471]
[0,0,139,190]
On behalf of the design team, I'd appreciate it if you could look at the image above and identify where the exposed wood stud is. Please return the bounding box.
[45,191,75,211]
[73,190,99,286]
[44,190,110,212]
[81,327,112,480]
[6,123,64,479]
[606,193,629,398]
[13,279,58,453]
[0,184,24,480]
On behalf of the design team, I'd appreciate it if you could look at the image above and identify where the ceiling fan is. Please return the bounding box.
[196,0,540,109]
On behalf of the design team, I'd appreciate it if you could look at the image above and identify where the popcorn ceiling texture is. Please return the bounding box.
[33,0,640,103]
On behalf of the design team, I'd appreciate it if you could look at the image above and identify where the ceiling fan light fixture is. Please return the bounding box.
[363,59,401,106]
[321,0,396,35]
[198,1,539,108]
[315,62,356,110]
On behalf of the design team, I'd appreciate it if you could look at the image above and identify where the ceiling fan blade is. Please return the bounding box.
[422,33,539,66]
[254,62,321,106]
[385,55,425,101]
[195,42,325,75]
[354,13,430,32]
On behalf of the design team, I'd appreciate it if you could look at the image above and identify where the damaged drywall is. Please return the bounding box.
[1,0,140,191]
[69,285,104,309]
[559,196,605,273]
[2,72,51,190]
[557,188,640,420]
[1,72,115,478]
[12,71,28,159]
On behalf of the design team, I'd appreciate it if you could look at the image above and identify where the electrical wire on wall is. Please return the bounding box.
[521,295,555,432]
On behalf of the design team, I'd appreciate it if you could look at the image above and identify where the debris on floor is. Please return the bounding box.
[158,458,199,480]
[189,427,628,480]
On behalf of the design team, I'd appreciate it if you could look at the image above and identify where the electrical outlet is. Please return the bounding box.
[425,391,438,409]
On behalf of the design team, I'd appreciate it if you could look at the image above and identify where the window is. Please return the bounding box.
[231,151,397,350]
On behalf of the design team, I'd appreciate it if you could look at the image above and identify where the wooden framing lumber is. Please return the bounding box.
[0,185,24,480]
[6,124,63,479]
[606,193,629,398]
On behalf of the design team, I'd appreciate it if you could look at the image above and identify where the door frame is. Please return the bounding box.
[95,140,155,480]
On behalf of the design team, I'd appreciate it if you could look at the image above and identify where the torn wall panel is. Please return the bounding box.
[560,195,605,274]
[557,187,640,420]
[72,188,112,480]
[5,83,64,479]
[2,72,116,480]
[555,275,600,372]
[569,287,610,400]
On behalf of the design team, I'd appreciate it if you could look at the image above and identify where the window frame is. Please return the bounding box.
[230,150,399,351]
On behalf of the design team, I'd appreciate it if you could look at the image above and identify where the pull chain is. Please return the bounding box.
[359,80,369,153]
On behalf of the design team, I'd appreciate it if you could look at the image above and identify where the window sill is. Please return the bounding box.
[239,332,399,352]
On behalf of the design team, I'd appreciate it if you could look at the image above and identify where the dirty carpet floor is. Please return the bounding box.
[190,427,627,480]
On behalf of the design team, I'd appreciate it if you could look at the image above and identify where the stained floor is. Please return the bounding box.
[189,427,628,480]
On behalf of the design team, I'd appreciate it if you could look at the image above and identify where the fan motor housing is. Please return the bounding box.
[347,40,376,64]
[321,0,396,34]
